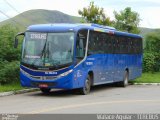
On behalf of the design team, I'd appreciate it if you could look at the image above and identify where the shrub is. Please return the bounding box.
[143,52,156,72]
[0,61,20,85]
[0,24,20,62]
[143,30,160,72]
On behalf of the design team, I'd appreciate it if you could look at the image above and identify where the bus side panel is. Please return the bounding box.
[113,54,127,82]
[105,54,114,82]
[71,53,142,88]
[129,54,142,80]
[72,63,88,89]
[72,56,98,88]
[103,54,114,83]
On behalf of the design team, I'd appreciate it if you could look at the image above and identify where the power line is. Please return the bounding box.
[3,0,20,14]
[3,0,37,24]
[0,9,26,27]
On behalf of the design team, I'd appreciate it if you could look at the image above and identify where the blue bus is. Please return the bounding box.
[14,23,143,95]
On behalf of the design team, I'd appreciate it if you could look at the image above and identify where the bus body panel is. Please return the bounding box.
[20,65,74,89]
[20,53,142,89]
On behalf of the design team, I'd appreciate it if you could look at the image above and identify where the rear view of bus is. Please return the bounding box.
[15,23,142,95]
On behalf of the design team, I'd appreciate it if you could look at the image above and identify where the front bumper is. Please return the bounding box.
[20,71,73,89]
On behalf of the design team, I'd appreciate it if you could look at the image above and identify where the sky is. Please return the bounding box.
[0,0,160,28]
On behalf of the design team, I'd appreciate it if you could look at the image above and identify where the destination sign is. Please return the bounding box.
[30,33,47,40]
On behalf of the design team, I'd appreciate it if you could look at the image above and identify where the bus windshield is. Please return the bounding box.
[22,32,74,68]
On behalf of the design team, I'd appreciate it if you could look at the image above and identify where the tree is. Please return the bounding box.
[114,7,140,34]
[0,24,20,84]
[78,2,113,26]
[0,24,20,62]
[145,30,160,53]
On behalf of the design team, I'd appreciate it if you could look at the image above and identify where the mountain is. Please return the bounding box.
[0,9,159,35]
[0,9,81,31]
[139,27,156,37]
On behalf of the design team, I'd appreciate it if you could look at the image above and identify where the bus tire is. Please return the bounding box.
[40,88,51,94]
[79,75,91,95]
[119,71,129,87]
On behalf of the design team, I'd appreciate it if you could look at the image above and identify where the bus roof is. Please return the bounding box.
[27,23,142,38]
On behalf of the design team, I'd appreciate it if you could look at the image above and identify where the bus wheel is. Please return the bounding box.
[79,75,91,95]
[119,71,129,87]
[40,88,51,94]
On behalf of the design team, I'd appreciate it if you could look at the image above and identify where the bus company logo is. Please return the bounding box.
[86,62,93,66]
[45,71,57,75]
[77,70,82,77]
[87,58,95,60]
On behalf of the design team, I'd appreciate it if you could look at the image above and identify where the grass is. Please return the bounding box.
[132,72,160,83]
[0,81,24,92]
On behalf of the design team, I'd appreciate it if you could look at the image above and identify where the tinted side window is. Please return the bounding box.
[104,34,112,53]
[88,31,96,54]
[88,31,114,54]
[121,37,128,54]
[137,38,143,54]
[88,31,103,54]
[88,31,142,54]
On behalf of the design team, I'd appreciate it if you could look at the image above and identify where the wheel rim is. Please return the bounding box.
[84,78,90,94]
[124,73,128,86]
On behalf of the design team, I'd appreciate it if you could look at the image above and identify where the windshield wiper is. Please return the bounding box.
[39,37,48,66]
[46,42,50,59]
[41,38,48,59]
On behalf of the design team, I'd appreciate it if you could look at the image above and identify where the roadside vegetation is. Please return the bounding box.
[0,81,23,92]
[130,72,160,83]
[0,2,159,92]
[0,24,22,92]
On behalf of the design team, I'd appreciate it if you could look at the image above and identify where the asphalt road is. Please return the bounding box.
[0,85,160,113]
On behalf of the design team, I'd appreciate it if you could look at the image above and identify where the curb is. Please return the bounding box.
[0,88,39,97]
[132,83,160,85]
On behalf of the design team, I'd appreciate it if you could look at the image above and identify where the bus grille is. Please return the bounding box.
[20,68,58,80]
[31,76,57,80]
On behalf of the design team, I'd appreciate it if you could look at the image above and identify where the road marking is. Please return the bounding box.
[28,99,160,114]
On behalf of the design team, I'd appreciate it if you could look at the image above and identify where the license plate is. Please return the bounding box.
[39,84,48,88]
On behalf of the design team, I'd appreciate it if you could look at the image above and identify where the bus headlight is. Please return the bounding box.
[58,69,73,77]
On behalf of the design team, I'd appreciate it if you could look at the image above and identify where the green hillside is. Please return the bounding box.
[139,27,154,37]
[0,9,159,35]
[140,27,160,37]
[0,9,81,31]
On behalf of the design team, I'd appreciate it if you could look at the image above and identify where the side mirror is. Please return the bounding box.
[14,32,25,48]
[14,38,18,48]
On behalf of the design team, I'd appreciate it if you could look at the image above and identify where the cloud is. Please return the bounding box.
[93,0,160,28]
[95,0,160,8]
[6,0,89,16]
[139,7,160,28]
[0,0,160,28]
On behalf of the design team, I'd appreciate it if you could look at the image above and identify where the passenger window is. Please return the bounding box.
[88,31,97,55]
